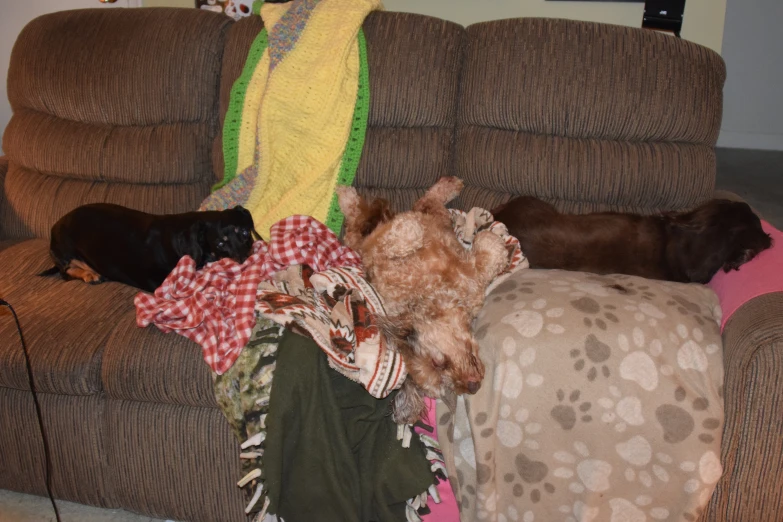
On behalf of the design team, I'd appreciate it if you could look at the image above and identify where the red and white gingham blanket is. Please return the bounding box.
[135,215,361,375]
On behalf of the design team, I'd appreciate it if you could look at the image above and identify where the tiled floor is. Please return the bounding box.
[1,147,780,522]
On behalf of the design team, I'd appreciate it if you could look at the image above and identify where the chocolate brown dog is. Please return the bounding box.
[42,203,257,292]
[493,196,772,284]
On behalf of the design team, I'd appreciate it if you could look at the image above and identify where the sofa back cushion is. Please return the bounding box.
[1,8,231,239]
[454,18,727,214]
[355,12,465,211]
[215,11,465,213]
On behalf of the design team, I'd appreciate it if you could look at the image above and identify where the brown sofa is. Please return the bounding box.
[0,7,780,522]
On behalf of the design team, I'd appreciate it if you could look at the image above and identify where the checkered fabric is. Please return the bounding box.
[135,215,361,374]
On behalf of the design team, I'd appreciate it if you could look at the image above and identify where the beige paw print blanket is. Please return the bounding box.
[438,269,724,522]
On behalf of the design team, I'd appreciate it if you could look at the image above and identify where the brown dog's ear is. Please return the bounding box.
[173,221,205,267]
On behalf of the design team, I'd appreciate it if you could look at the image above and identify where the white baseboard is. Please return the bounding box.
[717,130,783,151]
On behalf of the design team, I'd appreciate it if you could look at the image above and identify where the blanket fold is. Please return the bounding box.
[264,329,433,522]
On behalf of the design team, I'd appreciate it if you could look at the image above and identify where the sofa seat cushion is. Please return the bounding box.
[439,269,724,522]
[101,309,217,409]
[0,239,25,253]
[0,239,138,395]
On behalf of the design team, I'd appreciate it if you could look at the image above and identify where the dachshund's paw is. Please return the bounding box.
[65,259,105,285]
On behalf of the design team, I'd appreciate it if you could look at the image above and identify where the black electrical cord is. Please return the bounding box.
[0,298,61,522]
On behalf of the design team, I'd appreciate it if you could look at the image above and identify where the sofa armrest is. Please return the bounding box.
[703,292,783,521]
[0,156,9,242]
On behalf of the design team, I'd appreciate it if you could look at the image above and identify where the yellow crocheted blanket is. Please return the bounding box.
[201,0,380,236]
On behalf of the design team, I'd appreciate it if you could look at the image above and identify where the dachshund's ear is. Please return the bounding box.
[173,221,205,267]
[234,205,252,220]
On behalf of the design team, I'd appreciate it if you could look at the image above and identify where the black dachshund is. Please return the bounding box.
[41,203,257,292]
[493,197,772,284]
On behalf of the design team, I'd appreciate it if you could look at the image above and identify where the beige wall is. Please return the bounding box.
[0,0,131,154]
[143,0,726,52]
[718,0,783,150]
[383,0,726,54]
[143,0,193,7]
[145,0,727,54]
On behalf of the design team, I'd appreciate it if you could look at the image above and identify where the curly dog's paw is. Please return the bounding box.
[380,214,424,259]
[474,230,509,281]
[335,186,361,218]
[426,176,464,205]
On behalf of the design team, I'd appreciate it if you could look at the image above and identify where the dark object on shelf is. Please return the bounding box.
[643,0,685,37]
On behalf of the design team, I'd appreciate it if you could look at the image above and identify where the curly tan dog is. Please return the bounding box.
[337,177,509,424]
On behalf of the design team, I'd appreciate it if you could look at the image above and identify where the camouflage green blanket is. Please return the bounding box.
[214,317,437,522]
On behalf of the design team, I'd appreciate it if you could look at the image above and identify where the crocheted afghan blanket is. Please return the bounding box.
[200,0,378,236]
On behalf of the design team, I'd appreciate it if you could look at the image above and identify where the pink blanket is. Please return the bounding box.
[707,220,783,331]
[416,398,461,522]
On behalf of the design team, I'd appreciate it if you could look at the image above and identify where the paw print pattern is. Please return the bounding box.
[656,386,722,444]
[557,500,599,522]
[490,279,537,304]
[622,446,676,490]
[552,441,613,495]
[496,505,534,522]
[551,389,592,430]
[666,294,717,327]
[621,298,670,329]
[569,296,620,331]
[668,323,721,374]
[680,450,723,518]
[500,298,566,337]
[502,453,556,504]
[609,497,672,521]
[570,334,611,380]
[492,337,545,401]
[474,405,542,451]
[596,385,645,433]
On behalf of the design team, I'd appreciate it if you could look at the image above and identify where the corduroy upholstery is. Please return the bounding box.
[0,156,10,244]
[0,8,231,240]
[0,8,781,522]
[0,9,243,521]
[703,293,783,520]
[354,12,465,211]
[454,18,726,214]
[101,311,217,408]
